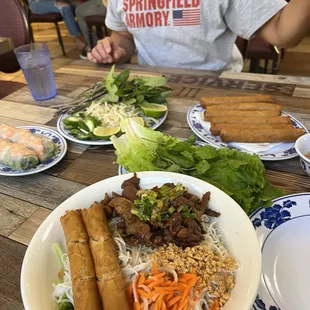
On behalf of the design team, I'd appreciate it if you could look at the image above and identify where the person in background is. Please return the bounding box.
[75,0,107,59]
[27,0,87,53]
[87,0,310,72]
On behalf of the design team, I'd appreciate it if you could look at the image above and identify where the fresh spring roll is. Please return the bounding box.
[200,95,272,107]
[206,102,282,111]
[60,210,102,310]
[220,128,305,143]
[81,203,130,310]
[0,124,55,162]
[0,138,38,170]
[210,123,294,136]
[204,110,280,121]
[209,116,291,124]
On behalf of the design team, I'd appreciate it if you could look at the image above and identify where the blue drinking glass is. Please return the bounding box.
[14,43,57,101]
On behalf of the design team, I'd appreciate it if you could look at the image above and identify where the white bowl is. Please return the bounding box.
[20,172,261,310]
[295,133,310,176]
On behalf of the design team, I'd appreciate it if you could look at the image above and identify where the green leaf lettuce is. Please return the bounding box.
[111,121,285,215]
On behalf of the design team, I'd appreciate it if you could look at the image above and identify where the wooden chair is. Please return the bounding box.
[236,37,280,74]
[85,15,108,48]
[0,0,31,73]
[22,0,66,56]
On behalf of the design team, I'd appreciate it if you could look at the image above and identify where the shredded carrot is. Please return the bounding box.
[165,293,175,303]
[167,295,182,307]
[127,283,133,301]
[134,301,140,310]
[138,273,146,285]
[128,263,199,310]
[148,278,165,289]
[152,262,159,275]
[138,289,150,299]
[210,299,220,310]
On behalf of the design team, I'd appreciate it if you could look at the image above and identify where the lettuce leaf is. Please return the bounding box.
[111,121,285,215]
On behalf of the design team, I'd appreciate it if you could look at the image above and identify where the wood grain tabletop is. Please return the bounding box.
[1,60,310,309]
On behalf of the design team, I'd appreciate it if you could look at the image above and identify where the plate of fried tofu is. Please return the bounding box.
[187,95,308,161]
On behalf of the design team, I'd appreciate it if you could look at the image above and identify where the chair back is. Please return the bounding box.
[0,0,31,48]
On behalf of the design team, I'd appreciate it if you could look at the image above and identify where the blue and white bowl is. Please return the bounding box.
[295,133,310,177]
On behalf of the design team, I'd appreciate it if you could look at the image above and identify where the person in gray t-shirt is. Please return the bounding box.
[87,0,310,72]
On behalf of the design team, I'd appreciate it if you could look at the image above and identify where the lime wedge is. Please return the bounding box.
[120,117,144,132]
[93,126,120,140]
[141,103,167,118]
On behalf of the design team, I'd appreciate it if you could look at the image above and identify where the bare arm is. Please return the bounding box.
[110,31,135,63]
[88,31,135,64]
[258,0,310,48]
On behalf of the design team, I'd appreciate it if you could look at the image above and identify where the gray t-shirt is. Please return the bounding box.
[106,0,287,71]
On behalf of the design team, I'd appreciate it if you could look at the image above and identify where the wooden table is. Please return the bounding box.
[0,37,14,55]
[1,60,310,309]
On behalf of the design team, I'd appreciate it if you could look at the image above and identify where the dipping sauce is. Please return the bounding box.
[305,152,310,159]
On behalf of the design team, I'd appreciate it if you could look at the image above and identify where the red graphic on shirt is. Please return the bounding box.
[123,0,201,28]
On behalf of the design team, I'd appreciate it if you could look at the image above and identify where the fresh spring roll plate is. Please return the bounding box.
[0,126,67,176]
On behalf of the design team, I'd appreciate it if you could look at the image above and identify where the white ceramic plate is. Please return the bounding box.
[0,126,67,176]
[187,104,308,161]
[57,106,168,146]
[21,171,261,310]
[250,193,310,310]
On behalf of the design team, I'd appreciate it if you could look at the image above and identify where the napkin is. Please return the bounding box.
[194,111,283,154]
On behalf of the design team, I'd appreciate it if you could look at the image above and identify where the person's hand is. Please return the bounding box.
[56,1,70,7]
[87,37,126,64]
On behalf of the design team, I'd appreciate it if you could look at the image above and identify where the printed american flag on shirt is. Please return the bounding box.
[173,9,201,26]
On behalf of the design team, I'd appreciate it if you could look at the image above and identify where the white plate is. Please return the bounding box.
[0,126,67,176]
[250,193,310,310]
[57,106,168,146]
[187,104,308,161]
[21,171,261,310]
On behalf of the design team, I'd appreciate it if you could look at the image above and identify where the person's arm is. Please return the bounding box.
[257,0,310,48]
[109,31,135,63]
[88,31,135,64]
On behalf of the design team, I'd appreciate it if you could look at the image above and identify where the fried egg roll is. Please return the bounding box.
[209,116,291,124]
[220,128,305,143]
[204,110,280,121]
[0,139,38,170]
[200,95,272,107]
[60,210,102,310]
[206,103,282,111]
[0,124,55,162]
[210,123,294,136]
[81,203,129,310]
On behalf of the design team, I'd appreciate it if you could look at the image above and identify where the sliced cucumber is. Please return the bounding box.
[78,120,90,132]
[64,124,74,130]
[70,128,81,136]
[71,111,85,118]
[76,133,90,140]
[63,116,81,126]
[84,117,96,132]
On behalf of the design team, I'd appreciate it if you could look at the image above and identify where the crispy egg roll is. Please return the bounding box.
[67,242,97,279]
[209,116,291,124]
[206,103,282,111]
[204,110,280,121]
[71,278,101,310]
[81,203,129,310]
[210,123,294,136]
[60,210,88,243]
[220,128,305,143]
[200,95,272,107]
[60,210,102,310]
